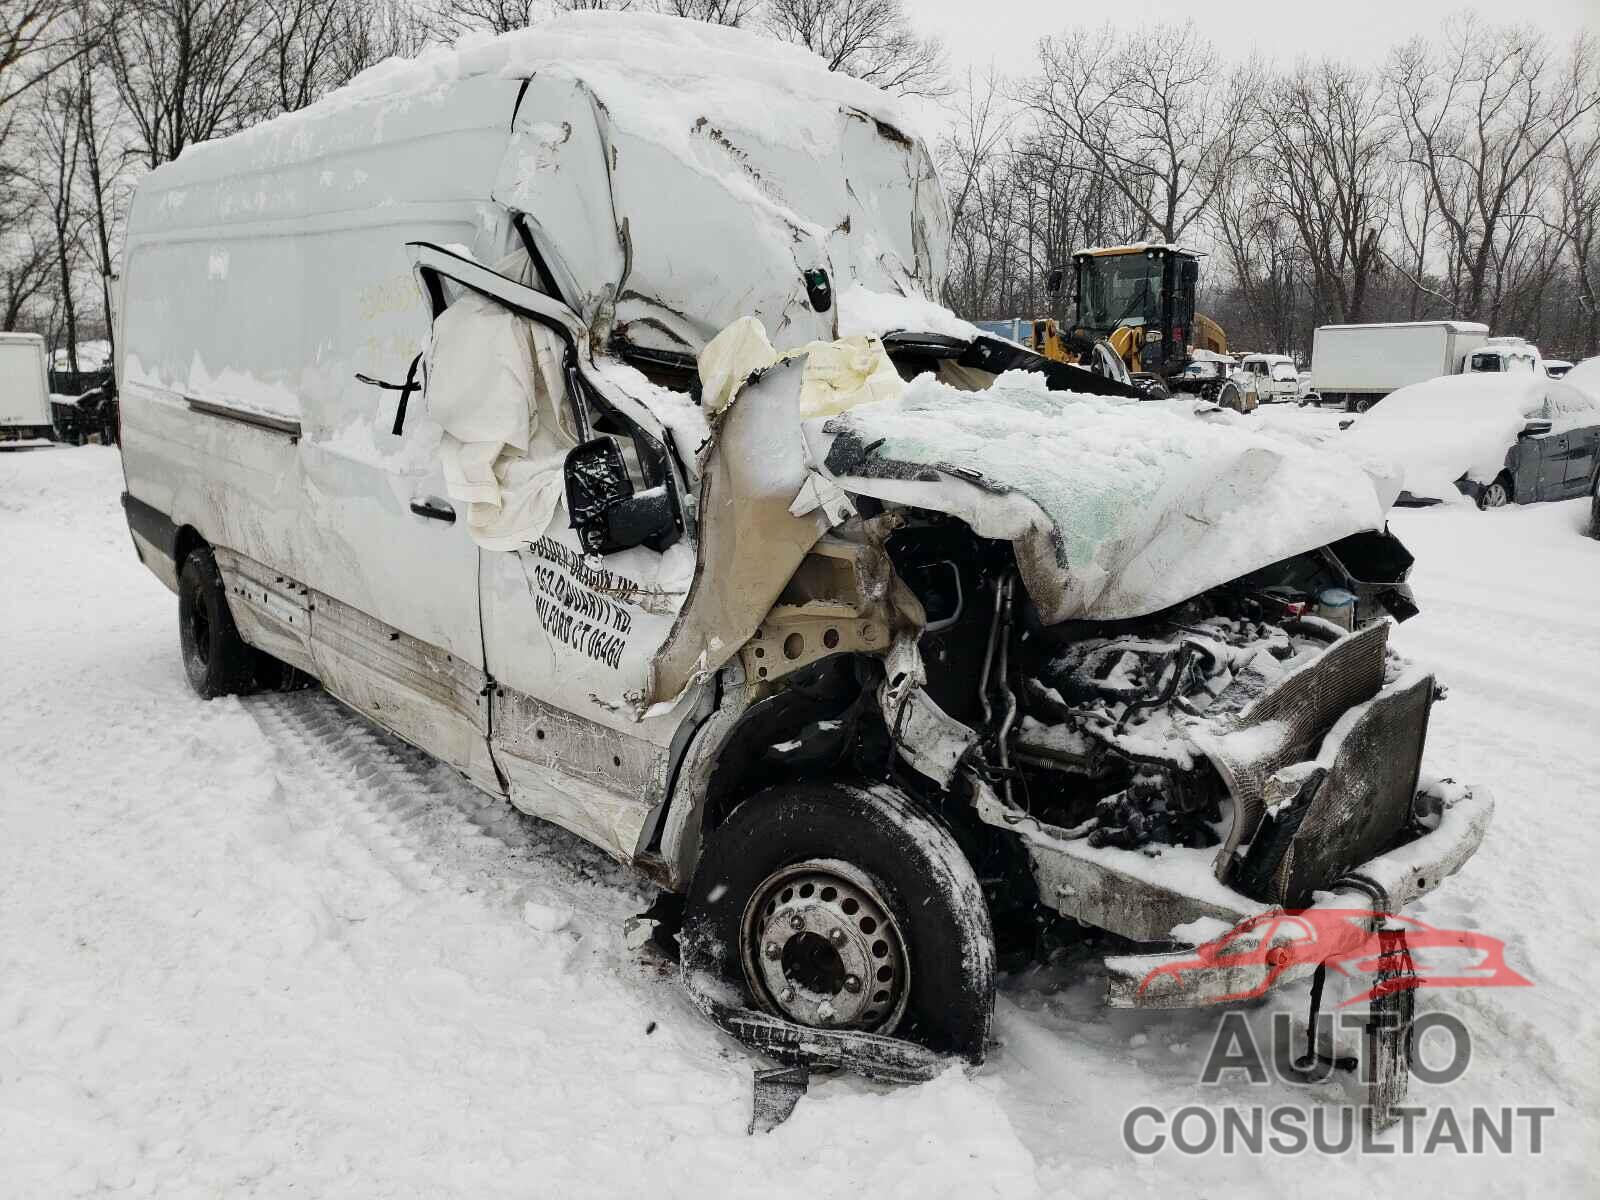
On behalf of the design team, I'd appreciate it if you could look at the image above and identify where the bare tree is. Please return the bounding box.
[28,64,86,371]
[2,0,85,108]
[1555,113,1600,356]
[766,0,949,99]
[332,0,429,85]
[1390,18,1600,323]
[261,0,345,115]
[104,0,273,167]
[1025,22,1254,245]
[1212,153,1311,355]
[0,138,54,329]
[70,41,125,365]
[1255,62,1390,323]
[655,0,755,24]
[432,0,535,38]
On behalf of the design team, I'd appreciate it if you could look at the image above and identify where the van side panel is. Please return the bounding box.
[119,75,524,671]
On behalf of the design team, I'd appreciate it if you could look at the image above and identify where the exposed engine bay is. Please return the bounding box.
[880,515,1431,912]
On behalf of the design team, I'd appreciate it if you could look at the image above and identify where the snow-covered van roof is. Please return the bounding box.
[130,12,948,364]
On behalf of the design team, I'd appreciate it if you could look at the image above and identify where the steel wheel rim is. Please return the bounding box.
[739,858,910,1034]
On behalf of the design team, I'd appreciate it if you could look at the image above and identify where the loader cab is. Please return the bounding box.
[1071,245,1201,379]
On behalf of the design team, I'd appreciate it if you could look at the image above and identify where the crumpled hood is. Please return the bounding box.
[805,372,1392,623]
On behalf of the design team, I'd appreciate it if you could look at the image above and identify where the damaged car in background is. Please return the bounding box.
[113,12,1492,1125]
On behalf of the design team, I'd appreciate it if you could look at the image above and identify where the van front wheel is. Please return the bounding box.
[178,546,268,698]
[682,781,996,1062]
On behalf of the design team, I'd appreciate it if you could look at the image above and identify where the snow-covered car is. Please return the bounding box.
[116,13,1490,1101]
[1236,353,1299,403]
[1566,355,1600,401]
[1339,374,1600,508]
[1170,354,1254,411]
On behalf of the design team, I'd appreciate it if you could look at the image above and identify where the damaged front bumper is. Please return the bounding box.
[974,777,1492,1009]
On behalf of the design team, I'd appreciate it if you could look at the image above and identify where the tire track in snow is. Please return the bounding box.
[240,688,652,941]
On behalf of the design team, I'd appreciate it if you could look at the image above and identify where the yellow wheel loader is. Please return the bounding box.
[1024,245,1239,406]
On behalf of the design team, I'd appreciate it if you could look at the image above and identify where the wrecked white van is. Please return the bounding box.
[119,14,1490,1105]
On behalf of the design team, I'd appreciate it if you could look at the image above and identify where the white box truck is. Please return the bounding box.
[1312,321,1490,412]
[115,12,1491,1095]
[0,332,52,441]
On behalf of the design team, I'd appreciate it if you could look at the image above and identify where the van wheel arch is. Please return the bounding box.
[681,779,996,1060]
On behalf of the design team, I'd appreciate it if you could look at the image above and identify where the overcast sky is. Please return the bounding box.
[910,0,1594,80]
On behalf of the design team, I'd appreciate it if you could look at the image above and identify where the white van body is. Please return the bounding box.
[117,14,1493,1083]
[1312,321,1490,411]
[0,332,52,437]
[1235,352,1299,403]
[118,14,953,858]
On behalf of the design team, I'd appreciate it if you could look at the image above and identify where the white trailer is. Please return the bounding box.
[0,332,53,440]
[1312,320,1490,413]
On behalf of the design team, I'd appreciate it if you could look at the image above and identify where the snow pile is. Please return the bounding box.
[1565,355,1600,401]
[7,440,1600,1194]
[836,284,979,343]
[1337,374,1547,502]
[812,371,1390,622]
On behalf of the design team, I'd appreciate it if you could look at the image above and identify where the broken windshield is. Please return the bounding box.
[1078,254,1162,334]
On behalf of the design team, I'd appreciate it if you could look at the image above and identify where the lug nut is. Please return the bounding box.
[828,928,846,946]
[789,914,804,931]
[764,941,781,960]
[843,975,861,993]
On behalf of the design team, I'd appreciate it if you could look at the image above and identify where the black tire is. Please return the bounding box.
[178,546,271,698]
[682,781,995,1062]
[1477,473,1513,510]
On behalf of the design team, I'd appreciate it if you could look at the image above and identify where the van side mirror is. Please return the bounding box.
[1519,419,1553,438]
[564,437,681,555]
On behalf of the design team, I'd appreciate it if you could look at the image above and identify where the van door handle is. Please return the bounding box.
[409,497,457,524]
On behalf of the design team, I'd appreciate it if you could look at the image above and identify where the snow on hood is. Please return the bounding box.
[807,371,1391,624]
[1336,374,1547,502]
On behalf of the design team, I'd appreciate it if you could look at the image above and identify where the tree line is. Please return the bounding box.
[942,17,1600,362]
[2,1,1596,380]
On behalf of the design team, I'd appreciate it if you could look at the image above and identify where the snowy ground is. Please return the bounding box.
[3,435,1597,1196]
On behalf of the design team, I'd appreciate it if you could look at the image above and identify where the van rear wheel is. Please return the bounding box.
[178,546,272,698]
[681,781,996,1062]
